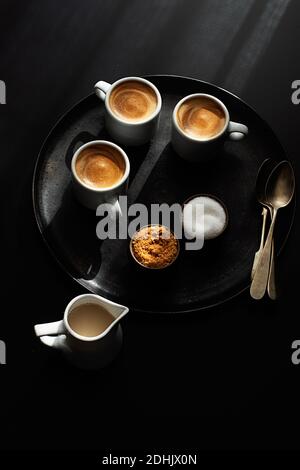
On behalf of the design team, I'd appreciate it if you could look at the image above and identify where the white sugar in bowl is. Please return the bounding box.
[183,194,228,240]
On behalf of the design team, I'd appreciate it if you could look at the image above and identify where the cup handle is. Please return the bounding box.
[96,198,123,226]
[112,199,123,217]
[34,320,65,337]
[228,121,248,141]
[94,80,112,101]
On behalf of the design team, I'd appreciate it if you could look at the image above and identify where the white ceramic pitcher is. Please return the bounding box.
[34,294,129,369]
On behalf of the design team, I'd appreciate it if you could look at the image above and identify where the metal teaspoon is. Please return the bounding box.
[250,160,295,300]
[251,158,276,280]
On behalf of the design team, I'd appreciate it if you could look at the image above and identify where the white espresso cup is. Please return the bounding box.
[171,93,248,162]
[94,76,162,146]
[71,140,130,211]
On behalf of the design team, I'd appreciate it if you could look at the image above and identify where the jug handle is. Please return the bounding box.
[34,320,65,337]
[39,334,69,351]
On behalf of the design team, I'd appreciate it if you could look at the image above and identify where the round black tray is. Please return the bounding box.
[33,75,295,313]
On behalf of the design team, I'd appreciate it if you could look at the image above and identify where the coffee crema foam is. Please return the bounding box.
[75,144,125,189]
[177,97,226,139]
[109,81,157,122]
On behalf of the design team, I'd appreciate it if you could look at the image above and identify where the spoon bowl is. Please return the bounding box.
[266,160,295,210]
[256,158,277,205]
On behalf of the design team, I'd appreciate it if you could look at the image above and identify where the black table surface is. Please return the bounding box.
[0,0,299,453]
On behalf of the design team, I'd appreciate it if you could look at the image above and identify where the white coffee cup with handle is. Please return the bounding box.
[94,76,162,146]
[171,93,248,162]
[71,139,130,211]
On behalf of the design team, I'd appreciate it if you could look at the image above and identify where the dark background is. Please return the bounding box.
[0,0,299,453]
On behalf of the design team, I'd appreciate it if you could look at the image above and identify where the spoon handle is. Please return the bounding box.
[251,207,268,279]
[267,206,277,300]
[267,240,277,299]
[250,210,277,299]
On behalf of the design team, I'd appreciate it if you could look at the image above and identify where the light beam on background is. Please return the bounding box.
[220,0,290,94]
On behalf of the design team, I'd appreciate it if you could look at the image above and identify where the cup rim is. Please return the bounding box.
[129,223,180,270]
[105,76,162,126]
[71,140,130,193]
[172,93,230,142]
[64,294,128,342]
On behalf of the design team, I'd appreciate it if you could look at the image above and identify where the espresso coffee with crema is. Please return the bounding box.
[109,81,157,122]
[177,96,226,139]
[68,303,114,337]
[75,144,125,189]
